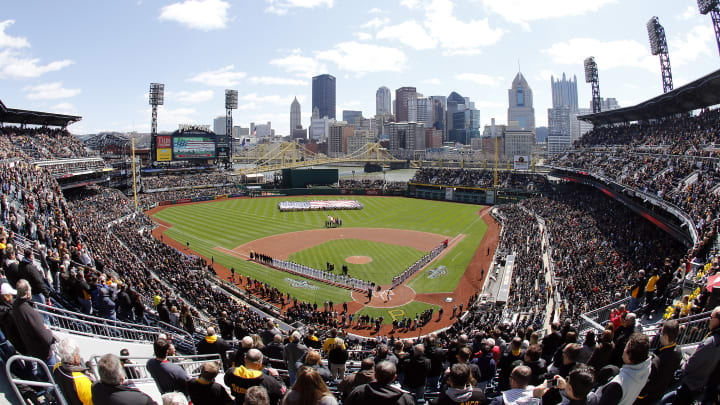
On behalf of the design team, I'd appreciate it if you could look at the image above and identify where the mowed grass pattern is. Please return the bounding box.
[288,239,427,285]
[355,301,441,325]
[152,196,486,305]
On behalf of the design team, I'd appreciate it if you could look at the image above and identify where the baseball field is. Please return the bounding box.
[148,196,496,330]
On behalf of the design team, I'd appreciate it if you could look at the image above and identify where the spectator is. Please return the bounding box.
[12,279,56,369]
[197,327,230,368]
[162,392,188,405]
[345,360,415,405]
[91,353,157,405]
[498,337,525,391]
[546,343,581,379]
[489,365,538,405]
[628,270,647,312]
[187,361,233,405]
[431,363,487,405]
[322,328,343,354]
[472,339,497,390]
[120,348,141,380]
[536,364,596,405]
[541,322,562,363]
[374,344,398,366]
[520,345,547,387]
[281,366,338,405]
[593,333,651,405]
[53,338,94,405]
[611,313,637,367]
[609,305,627,332]
[587,330,614,375]
[577,331,595,365]
[339,358,375,399]
[426,335,447,392]
[660,306,720,405]
[231,336,254,368]
[264,334,285,361]
[260,319,281,346]
[298,349,333,382]
[328,338,349,380]
[147,338,190,395]
[636,320,682,405]
[219,311,234,340]
[245,386,270,405]
[303,328,322,350]
[0,282,26,355]
[402,343,431,402]
[224,348,284,405]
[283,331,308,385]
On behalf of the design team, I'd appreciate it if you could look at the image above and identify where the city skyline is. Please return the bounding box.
[1,1,718,135]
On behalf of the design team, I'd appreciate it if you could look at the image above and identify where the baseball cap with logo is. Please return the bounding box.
[1,283,17,295]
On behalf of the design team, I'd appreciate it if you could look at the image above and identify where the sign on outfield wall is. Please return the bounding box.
[157,136,172,162]
[513,155,530,170]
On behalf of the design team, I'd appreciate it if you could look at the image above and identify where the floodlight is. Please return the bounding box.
[584,57,597,83]
[225,89,238,110]
[698,0,719,15]
[149,83,164,106]
[647,17,663,55]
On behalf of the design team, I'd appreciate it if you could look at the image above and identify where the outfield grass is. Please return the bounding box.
[288,239,427,285]
[355,301,441,324]
[151,196,486,305]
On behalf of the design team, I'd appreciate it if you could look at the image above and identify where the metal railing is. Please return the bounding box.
[35,303,195,351]
[88,353,222,385]
[578,297,632,335]
[5,354,67,405]
[643,311,713,349]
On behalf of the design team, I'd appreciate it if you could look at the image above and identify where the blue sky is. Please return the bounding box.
[1,0,718,135]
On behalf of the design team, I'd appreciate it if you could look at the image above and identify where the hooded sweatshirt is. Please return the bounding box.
[431,385,487,405]
[345,382,415,405]
[598,357,652,405]
[489,387,539,405]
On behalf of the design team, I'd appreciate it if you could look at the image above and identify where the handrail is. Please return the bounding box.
[88,353,222,384]
[5,354,68,405]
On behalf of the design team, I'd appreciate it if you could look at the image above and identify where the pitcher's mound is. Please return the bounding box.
[346,256,372,264]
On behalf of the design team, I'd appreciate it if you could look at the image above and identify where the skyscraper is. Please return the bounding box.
[507,72,535,132]
[290,97,301,133]
[376,86,391,116]
[312,74,336,119]
[551,73,578,109]
[395,87,417,122]
[342,110,363,125]
[547,73,579,156]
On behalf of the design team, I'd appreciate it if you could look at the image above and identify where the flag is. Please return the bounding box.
[241,138,246,146]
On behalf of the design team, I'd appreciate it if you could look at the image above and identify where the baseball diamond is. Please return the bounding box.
[148,195,499,336]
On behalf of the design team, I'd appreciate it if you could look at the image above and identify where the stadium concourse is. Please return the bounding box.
[0,108,719,404]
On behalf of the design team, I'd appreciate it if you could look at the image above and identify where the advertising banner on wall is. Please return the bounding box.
[514,155,530,170]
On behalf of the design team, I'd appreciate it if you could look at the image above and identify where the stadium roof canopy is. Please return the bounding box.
[579,68,720,125]
[0,99,82,127]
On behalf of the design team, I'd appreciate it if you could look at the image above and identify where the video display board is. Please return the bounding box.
[172,132,216,160]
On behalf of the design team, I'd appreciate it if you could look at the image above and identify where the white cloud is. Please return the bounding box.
[50,102,77,114]
[172,90,215,103]
[481,0,617,29]
[543,38,655,71]
[315,42,406,75]
[0,20,30,48]
[679,5,697,20]
[424,0,504,55]
[148,106,198,131]
[247,76,306,86]
[401,0,421,8]
[241,93,305,106]
[188,65,246,86]
[368,8,384,14]
[669,25,715,66]
[269,49,327,78]
[24,82,81,100]
[265,0,333,15]
[361,17,389,29]
[377,21,437,50]
[422,78,442,85]
[456,73,504,86]
[535,69,554,81]
[0,50,74,79]
[159,0,230,31]
[354,32,372,41]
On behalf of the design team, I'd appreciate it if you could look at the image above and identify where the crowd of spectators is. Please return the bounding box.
[338,179,407,190]
[411,168,548,191]
[137,186,243,207]
[142,173,237,191]
[0,126,93,160]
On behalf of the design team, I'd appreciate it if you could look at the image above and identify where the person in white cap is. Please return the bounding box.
[0,282,26,354]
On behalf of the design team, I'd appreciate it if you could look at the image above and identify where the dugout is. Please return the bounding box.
[281,168,338,188]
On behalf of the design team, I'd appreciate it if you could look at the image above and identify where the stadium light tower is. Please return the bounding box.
[647,16,674,93]
[584,57,601,113]
[698,0,720,56]
[223,89,238,168]
[149,83,164,162]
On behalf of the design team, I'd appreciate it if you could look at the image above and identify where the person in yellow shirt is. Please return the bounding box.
[645,270,660,314]
[322,328,345,354]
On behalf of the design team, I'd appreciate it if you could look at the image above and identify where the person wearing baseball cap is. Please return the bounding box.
[0,282,27,355]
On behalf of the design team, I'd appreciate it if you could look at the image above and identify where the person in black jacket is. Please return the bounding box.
[18,249,50,306]
[0,282,26,354]
[636,320,682,405]
[345,361,415,405]
[402,344,432,402]
[115,284,133,322]
[188,361,233,405]
[498,337,525,391]
[328,338,349,380]
[4,248,20,287]
[541,322,562,363]
[425,336,446,392]
[431,363,487,405]
[91,353,157,405]
[12,279,56,369]
[196,327,231,368]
